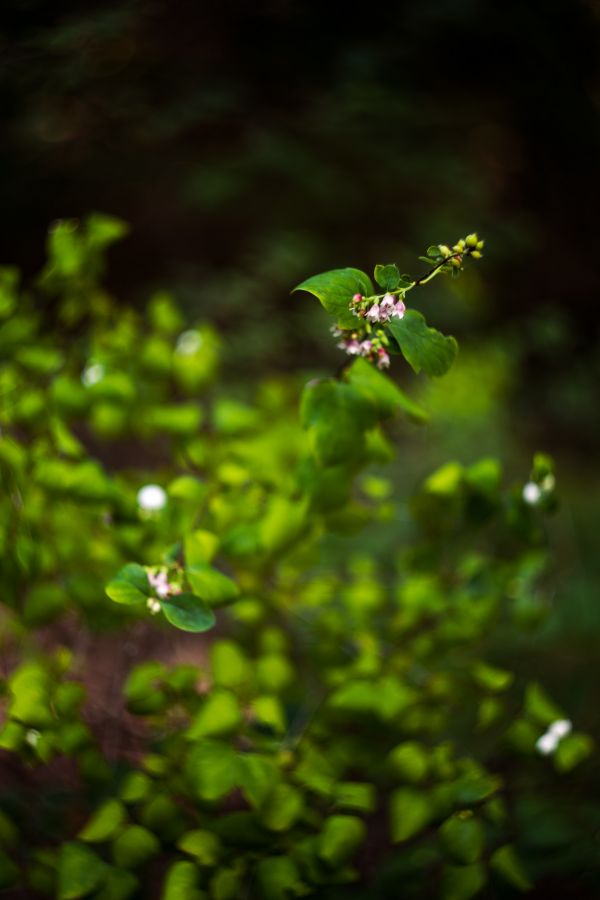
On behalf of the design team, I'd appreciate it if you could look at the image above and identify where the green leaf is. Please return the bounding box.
[472,662,513,693]
[346,357,429,424]
[389,310,458,377]
[238,754,280,809]
[187,690,242,739]
[259,784,304,832]
[318,816,366,867]
[441,863,487,900]
[78,799,126,842]
[58,842,107,899]
[524,682,564,725]
[374,264,401,291]
[490,845,532,892]
[186,741,240,802]
[94,867,138,900]
[176,830,222,866]
[439,812,485,864]
[390,788,433,842]
[160,592,216,632]
[554,733,594,772]
[333,782,376,814]
[211,640,251,690]
[186,564,239,607]
[255,856,303,900]
[161,861,203,900]
[388,742,430,783]
[293,268,374,329]
[106,564,150,606]
[111,826,160,869]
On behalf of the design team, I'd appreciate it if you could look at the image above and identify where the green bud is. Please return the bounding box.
[465,233,478,248]
[451,257,462,268]
[476,240,485,250]
[471,250,482,259]
[438,244,451,258]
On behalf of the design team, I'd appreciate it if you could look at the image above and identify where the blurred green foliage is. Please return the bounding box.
[0,218,598,899]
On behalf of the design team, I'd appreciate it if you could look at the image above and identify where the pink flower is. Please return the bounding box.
[360,340,373,355]
[392,299,406,319]
[366,304,381,323]
[376,349,390,369]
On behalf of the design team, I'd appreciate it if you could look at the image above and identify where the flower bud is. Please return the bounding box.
[465,233,478,248]
[438,244,451,258]
[451,257,462,268]
[476,240,485,250]
[352,293,363,303]
[471,250,482,259]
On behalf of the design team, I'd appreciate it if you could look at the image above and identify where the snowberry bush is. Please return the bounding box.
[0,216,595,899]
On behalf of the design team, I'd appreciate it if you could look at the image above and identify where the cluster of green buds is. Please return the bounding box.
[430,232,485,269]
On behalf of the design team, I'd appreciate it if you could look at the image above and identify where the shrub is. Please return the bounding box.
[0,217,594,898]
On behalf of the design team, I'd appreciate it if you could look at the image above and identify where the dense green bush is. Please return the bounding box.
[0,216,595,898]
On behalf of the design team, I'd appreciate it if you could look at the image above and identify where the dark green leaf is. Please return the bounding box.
[58,842,107,899]
[389,310,458,377]
[160,592,216,632]
[106,564,150,606]
[293,268,373,329]
[374,264,401,291]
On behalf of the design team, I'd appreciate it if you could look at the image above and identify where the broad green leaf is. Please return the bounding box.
[255,856,303,900]
[251,695,286,734]
[293,267,373,329]
[111,826,160,869]
[160,592,216,632]
[439,812,485,864]
[472,661,513,692]
[390,788,433,842]
[94,867,138,900]
[57,842,107,899]
[524,682,564,725]
[388,742,430,783]
[186,564,239,607]
[211,640,251,689]
[259,784,304,832]
[238,755,280,809]
[441,862,487,900]
[318,816,366,867]
[187,690,242,739]
[490,845,531,892]
[78,799,126,842]
[333,782,376,814]
[389,310,458,377]
[374,263,401,291]
[161,861,203,900]
[346,357,428,423]
[106,564,150,606]
[554,733,594,772]
[256,654,294,694]
[185,741,240,802]
[176,830,222,866]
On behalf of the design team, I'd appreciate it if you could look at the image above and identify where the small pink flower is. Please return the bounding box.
[344,339,361,355]
[376,349,390,369]
[366,304,381,323]
[360,340,373,355]
[392,299,406,319]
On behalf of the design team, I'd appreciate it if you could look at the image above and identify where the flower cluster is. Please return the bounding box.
[146,567,181,613]
[331,326,390,369]
[351,292,406,324]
